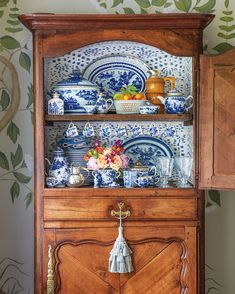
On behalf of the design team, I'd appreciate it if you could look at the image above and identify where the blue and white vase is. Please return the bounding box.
[53,70,100,114]
[48,92,64,115]
[46,147,70,187]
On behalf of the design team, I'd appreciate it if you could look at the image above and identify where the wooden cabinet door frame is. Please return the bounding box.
[199,49,235,190]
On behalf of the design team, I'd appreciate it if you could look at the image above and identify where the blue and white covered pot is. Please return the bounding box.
[46,147,70,187]
[53,70,100,114]
[157,90,193,114]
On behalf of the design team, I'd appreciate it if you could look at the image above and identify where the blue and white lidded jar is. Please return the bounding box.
[48,92,64,115]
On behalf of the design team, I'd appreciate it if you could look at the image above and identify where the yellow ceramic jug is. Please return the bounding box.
[145,70,175,113]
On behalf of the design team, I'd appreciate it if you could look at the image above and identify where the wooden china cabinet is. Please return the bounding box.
[19,13,235,294]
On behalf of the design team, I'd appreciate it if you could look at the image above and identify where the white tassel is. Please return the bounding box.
[109,226,134,273]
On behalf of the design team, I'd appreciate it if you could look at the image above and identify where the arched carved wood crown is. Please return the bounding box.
[19,13,214,58]
[53,237,188,293]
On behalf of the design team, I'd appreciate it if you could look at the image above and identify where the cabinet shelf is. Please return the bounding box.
[45,113,193,122]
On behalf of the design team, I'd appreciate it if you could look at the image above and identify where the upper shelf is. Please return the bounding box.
[45,113,193,122]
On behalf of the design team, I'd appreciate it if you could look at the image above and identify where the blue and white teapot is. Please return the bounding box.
[157,89,193,114]
[46,147,70,187]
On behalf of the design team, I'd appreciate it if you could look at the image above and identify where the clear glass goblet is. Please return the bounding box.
[174,156,193,187]
[157,157,174,188]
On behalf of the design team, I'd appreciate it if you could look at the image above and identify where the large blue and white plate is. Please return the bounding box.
[123,136,174,166]
[82,55,151,98]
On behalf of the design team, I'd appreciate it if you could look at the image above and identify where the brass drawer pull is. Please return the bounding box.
[111,202,130,219]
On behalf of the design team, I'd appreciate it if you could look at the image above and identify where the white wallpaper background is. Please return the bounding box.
[0,0,235,293]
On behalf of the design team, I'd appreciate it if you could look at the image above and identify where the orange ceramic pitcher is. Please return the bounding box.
[145,70,175,113]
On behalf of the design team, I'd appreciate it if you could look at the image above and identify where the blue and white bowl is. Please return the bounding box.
[83,105,97,114]
[139,105,160,114]
[53,70,100,114]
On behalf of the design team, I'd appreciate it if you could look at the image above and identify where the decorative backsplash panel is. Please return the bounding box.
[44,41,192,98]
[45,120,193,182]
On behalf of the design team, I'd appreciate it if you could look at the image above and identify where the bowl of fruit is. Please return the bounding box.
[113,85,146,114]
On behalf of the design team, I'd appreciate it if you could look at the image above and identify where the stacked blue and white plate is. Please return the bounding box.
[57,134,93,186]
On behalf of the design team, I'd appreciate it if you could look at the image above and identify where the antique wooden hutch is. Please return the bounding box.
[19,13,235,294]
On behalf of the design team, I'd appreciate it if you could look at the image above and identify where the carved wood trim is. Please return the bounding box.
[41,29,199,58]
[53,237,188,293]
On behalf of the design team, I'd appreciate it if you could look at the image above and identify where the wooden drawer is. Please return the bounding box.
[44,197,197,221]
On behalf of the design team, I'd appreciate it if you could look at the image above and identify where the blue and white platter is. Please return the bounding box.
[82,55,151,98]
[123,136,174,166]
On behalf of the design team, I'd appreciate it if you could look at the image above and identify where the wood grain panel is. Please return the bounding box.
[55,238,188,294]
[44,197,197,221]
[199,49,235,190]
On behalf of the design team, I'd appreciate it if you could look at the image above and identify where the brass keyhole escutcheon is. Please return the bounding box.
[111,202,131,219]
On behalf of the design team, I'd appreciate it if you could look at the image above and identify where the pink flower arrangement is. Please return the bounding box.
[83,139,129,171]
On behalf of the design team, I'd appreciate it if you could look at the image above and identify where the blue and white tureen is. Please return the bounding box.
[53,70,100,114]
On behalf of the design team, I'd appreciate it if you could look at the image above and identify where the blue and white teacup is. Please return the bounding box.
[148,125,159,137]
[99,124,112,138]
[131,124,143,137]
[116,124,128,137]
[83,122,95,138]
[46,176,59,188]
[66,122,79,138]
[135,176,149,188]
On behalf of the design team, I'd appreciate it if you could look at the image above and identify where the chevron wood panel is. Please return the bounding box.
[56,239,186,294]
[214,69,235,175]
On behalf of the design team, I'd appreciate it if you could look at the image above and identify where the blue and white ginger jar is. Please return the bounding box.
[53,70,100,114]
[48,92,64,115]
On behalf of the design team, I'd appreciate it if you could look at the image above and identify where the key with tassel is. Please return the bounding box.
[109,202,134,273]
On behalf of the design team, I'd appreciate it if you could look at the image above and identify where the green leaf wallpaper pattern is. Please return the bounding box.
[213,0,235,53]
[0,151,9,170]
[10,144,23,169]
[10,180,20,201]
[6,121,20,143]
[0,89,10,111]
[174,0,192,12]
[19,51,31,72]
[193,0,216,13]
[0,35,20,49]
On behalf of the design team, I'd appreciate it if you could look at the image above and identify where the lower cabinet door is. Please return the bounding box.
[43,225,197,294]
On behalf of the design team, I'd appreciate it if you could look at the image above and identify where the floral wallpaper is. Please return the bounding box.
[0,0,234,293]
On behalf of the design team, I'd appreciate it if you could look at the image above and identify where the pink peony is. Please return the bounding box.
[87,157,99,171]
[120,154,129,168]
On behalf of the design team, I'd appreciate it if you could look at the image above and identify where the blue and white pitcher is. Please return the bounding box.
[46,147,70,187]
[96,92,113,114]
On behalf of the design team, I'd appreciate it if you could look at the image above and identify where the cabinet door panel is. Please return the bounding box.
[199,49,235,190]
[44,226,197,293]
